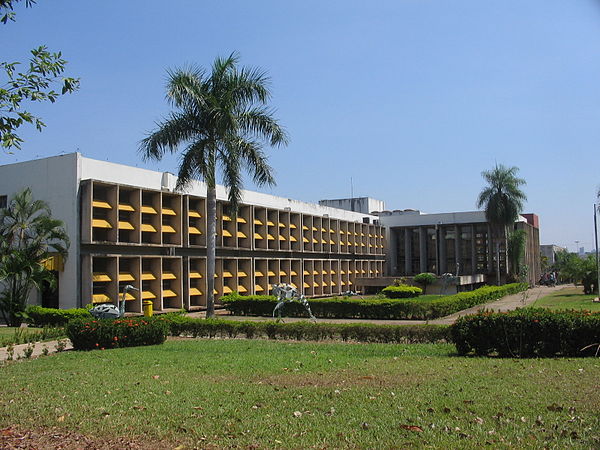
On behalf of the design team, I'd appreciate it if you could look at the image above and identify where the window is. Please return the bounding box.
[0,195,7,209]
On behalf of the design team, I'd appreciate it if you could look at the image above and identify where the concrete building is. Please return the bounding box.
[319,197,385,215]
[0,154,386,311]
[376,209,540,286]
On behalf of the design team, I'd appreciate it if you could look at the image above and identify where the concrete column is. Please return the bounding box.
[454,225,461,276]
[387,228,398,276]
[471,224,476,274]
[439,226,447,274]
[487,223,494,272]
[404,228,412,275]
[419,227,427,274]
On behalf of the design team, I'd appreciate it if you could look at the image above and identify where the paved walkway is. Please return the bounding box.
[0,284,567,361]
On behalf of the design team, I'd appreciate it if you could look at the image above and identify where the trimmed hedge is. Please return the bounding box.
[451,309,600,357]
[381,285,422,298]
[66,317,169,350]
[221,283,528,320]
[165,316,450,343]
[26,305,90,326]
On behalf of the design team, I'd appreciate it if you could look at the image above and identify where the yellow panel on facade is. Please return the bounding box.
[322,270,327,275]
[279,270,286,276]
[92,273,111,282]
[222,271,233,278]
[141,205,157,214]
[313,270,319,275]
[141,223,156,232]
[329,240,335,245]
[254,232,264,240]
[290,270,297,276]
[267,220,275,226]
[268,270,276,277]
[237,231,247,238]
[222,215,232,222]
[238,271,247,277]
[290,283,297,288]
[92,294,111,303]
[279,235,286,241]
[303,270,309,275]
[162,207,176,216]
[341,280,346,286]
[41,254,64,271]
[189,288,202,296]
[162,225,177,233]
[189,271,202,279]
[303,237,309,243]
[303,282,310,288]
[188,210,202,218]
[237,285,247,293]
[222,229,232,237]
[118,272,135,282]
[118,221,134,230]
[118,203,135,212]
[92,219,112,229]
[312,226,317,232]
[278,222,286,228]
[189,226,202,235]
[223,286,232,294]
[302,225,308,231]
[254,218,263,225]
[141,272,156,280]
[255,285,264,292]
[289,224,297,229]
[162,289,177,298]
[92,200,112,209]
[237,217,247,224]
[162,272,176,280]
[313,282,319,287]
[267,234,275,241]
[290,236,297,242]
[255,271,264,277]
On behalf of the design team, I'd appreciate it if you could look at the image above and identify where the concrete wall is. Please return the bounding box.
[0,153,81,308]
[318,197,385,215]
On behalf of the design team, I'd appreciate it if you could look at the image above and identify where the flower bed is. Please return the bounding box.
[66,317,169,350]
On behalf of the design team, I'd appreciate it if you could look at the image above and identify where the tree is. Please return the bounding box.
[476,164,527,284]
[0,188,69,326]
[140,53,288,318]
[413,272,436,294]
[1,0,79,151]
[507,229,526,282]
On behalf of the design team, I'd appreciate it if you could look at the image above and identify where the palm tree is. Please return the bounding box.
[476,164,527,284]
[0,188,69,326]
[139,53,288,318]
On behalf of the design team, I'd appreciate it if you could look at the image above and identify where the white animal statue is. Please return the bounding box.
[89,285,139,320]
[272,283,316,322]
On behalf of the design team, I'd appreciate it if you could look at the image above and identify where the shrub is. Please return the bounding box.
[222,283,528,320]
[26,305,90,327]
[381,285,422,298]
[413,273,436,294]
[163,316,450,343]
[66,317,169,350]
[451,309,600,357]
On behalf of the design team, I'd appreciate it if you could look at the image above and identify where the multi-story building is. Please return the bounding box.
[376,209,540,286]
[540,244,567,266]
[0,153,386,311]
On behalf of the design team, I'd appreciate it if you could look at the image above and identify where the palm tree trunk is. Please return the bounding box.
[205,185,217,318]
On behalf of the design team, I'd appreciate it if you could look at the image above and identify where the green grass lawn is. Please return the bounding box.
[530,286,600,312]
[1,339,599,448]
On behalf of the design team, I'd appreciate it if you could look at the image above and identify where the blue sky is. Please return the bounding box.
[3,0,600,251]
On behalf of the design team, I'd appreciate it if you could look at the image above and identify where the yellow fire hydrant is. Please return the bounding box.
[142,300,153,317]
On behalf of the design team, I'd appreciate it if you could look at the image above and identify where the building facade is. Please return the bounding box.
[377,209,540,286]
[0,154,386,312]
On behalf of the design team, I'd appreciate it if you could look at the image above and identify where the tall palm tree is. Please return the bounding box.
[476,164,527,284]
[0,188,69,326]
[140,53,288,318]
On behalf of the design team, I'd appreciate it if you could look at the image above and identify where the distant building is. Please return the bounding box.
[540,244,566,265]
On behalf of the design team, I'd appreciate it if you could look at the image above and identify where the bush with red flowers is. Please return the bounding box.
[451,308,600,357]
[66,317,168,350]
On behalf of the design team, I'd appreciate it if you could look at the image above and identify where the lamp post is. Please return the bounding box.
[595,204,600,300]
